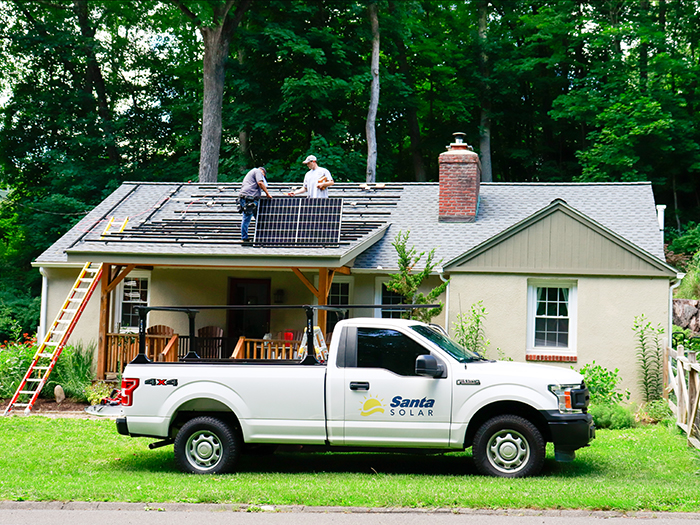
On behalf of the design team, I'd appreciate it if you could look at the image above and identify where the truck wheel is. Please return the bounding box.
[472,415,545,478]
[174,416,239,474]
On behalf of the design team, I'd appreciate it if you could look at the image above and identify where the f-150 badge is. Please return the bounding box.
[456,379,480,386]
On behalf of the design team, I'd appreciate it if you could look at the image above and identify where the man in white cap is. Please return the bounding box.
[287,155,334,198]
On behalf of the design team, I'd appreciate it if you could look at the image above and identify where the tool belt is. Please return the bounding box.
[238,196,259,214]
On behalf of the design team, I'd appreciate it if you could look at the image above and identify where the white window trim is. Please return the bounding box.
[313,275,354,324]
[113,270,151,333]
[374,276,403,319]
[526,279,577,356]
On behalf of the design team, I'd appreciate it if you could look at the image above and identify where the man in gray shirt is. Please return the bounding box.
[240,167,272,242]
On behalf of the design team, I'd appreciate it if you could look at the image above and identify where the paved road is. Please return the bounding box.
[2,502,700,525]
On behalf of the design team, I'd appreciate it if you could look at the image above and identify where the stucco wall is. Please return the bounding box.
[447,273,669,403]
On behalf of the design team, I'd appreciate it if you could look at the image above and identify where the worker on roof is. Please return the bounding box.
[287,155,334,198]
[239,166,272,243]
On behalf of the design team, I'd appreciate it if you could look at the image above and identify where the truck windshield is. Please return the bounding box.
[410,325,485,363]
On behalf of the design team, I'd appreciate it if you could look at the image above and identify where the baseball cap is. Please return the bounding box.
[302,155,317,164]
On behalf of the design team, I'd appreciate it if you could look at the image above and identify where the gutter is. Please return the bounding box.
[669,272,685,349]
[437,267,450,333]
[39,267,49,342]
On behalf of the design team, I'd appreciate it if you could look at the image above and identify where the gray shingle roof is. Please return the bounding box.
[35,181,666,271]
[354,181,666,270]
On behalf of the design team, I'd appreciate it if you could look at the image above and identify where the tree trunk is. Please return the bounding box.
[199,25,229,182]
[365,2,380,184]
[478,0,492,182]
[174,0,252,183]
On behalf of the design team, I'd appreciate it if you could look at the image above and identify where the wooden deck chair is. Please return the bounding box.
[197,325,225,358]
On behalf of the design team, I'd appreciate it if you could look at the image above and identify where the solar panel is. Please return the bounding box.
[254,198,343,245]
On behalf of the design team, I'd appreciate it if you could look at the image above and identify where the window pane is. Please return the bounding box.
[326,282,350,334]
[121,277,148,330]
[357,328,429,376]
[381,283,403,319]
[533,285,571,349]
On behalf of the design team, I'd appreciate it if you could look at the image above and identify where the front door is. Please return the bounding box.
[342,327,452,447]
[228,278,271,339]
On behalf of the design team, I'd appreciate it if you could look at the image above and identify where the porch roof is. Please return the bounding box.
[34,180,667,272]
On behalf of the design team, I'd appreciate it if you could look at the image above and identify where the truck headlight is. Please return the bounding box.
[548,383,589,413]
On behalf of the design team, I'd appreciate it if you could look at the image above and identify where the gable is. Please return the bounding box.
[445,202,676,277]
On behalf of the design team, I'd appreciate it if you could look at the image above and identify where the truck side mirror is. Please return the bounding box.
[415,354,443,378]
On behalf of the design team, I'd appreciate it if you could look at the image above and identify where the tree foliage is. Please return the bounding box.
[2,0,700,338]
[385,230,448,323]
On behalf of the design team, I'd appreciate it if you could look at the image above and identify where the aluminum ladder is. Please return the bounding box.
[2,262,103,416]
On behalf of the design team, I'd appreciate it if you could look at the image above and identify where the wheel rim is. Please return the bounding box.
[486,429,530,474]
[185,430,223,471]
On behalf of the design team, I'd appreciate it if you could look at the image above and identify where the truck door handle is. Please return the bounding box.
[349,381,370,391]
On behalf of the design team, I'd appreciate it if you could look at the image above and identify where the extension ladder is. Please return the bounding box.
[3,262,103,416]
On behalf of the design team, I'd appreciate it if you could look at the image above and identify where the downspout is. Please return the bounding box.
[39,267,49,342]
[669,272,685,349]
[437,267,450,332]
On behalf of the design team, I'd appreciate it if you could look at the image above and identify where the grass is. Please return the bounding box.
[0,417,699,511]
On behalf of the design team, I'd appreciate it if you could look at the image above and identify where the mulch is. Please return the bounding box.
[1,397,91,416]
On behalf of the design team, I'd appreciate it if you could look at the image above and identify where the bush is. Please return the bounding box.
[453,301,490,357]
[0,337,95,402]
[589,403,636,429]
[0,334,36,398]
[85,381,114,406]
[577,361,630,405]
[636,399,673,425]
[633,314,664,402]
[47,342,95,402]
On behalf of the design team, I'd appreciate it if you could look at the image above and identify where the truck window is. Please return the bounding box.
[356,328,430,376]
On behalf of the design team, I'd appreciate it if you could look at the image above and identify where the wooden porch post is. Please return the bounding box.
[97,264,111,380]
[97,264,137,380]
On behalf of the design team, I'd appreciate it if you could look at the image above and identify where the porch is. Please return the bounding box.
[103,332,304,378]
[96,263,350,379]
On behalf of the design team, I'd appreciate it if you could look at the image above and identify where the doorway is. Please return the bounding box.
[227,278,271,340]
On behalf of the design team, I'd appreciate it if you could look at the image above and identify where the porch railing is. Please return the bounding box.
[104,333,178,379]
[231,337,303,359]
[104,334,304,377]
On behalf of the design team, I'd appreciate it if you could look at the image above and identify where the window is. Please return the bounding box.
[527,280,577,357]
[357,328,430,376]
[114,272,150,332]
[375,278,403,318]
[326,281,350,333]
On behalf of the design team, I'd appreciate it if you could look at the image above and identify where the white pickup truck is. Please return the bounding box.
[112,311,594,478]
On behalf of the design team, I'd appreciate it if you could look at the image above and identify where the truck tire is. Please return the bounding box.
[472,415,545,478]
[174,416,239,474]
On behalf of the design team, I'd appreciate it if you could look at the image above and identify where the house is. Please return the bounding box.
[34,137,679,401]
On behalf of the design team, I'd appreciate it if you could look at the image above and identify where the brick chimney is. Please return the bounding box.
[438,132,481,222]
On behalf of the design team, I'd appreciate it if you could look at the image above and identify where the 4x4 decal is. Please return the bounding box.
[144,378,178,387]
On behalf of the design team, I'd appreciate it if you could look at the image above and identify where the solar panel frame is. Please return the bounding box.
[254,197,343,245]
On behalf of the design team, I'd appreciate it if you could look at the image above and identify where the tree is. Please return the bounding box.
[365,1,380,183]
[172,0,253,182]
[385,230,449,323]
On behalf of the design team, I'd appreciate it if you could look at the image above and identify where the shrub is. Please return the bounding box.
[636,399,673,425]
[85,381,114,406]
[633,314,664,402]
[577,361,630,405]
[589,403,636,429]
[47,342,95,402]
[0,337,95,402]
[453,301,490,357]
[0,334,36,398]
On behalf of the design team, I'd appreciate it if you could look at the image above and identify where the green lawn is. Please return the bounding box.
[0,417,699,511]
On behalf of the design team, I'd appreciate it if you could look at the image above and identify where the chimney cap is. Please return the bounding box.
[452,132,467,144]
